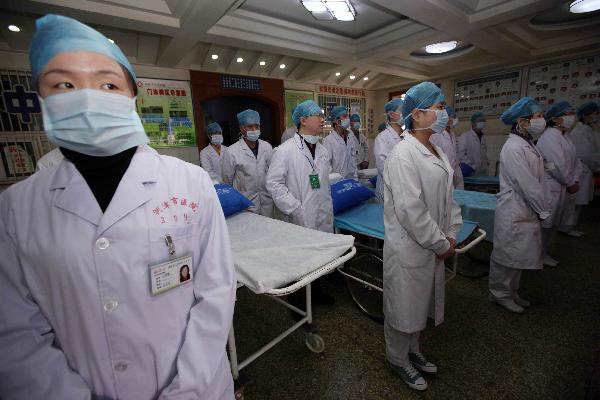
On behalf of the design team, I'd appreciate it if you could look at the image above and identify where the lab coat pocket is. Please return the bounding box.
[148,223,201,265]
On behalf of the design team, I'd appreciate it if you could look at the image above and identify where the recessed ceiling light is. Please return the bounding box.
[335,72,341,76]
[332,11,354,21]
[302,1,328,12]
[363,76,369,81]
[279,64,286,69]
[107,38,115,44]
[8,25,20,32]
[211,54,219,60]
[349,74,356,80]
[425,41,458,54]
[259,60,266,66]
[325,1,350,12]
[302,0,356,21]
[236,57,244,63]
[569,0,600,13]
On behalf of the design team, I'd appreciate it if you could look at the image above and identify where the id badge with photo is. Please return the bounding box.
[149,254,193,296]
[309,173,321,189]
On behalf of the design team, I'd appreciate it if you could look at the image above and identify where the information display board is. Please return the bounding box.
[453,71,521,119]
[284,90,314,129]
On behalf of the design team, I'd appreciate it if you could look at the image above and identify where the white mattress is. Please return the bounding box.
[226,212,354,294]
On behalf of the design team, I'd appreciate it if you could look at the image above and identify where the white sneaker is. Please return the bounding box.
[390,363,428,391]
[409,352,438,373]
[543,255,559,267]
[566,230,584,238]
[514,294,531,308]
[489,295,524,313]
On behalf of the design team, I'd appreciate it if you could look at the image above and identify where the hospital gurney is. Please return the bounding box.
[463,175,500,193]
[225,211,356,381]
[332,203,486,321]
[453,190,496,243]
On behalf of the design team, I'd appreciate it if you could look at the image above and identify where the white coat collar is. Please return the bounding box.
[293,133,326,161]
[239,137,262,156]
[405,132,449,172]
[49,145,159,232]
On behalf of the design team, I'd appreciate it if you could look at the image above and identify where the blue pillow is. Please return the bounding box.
[369,175,377,185]
[214,184,254,217]
[460,162,475,177]
[330,179,375,214]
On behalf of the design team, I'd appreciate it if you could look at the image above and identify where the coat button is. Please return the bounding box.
[96,237,110,250]
[104,300,119,312]
[114,362,128,372]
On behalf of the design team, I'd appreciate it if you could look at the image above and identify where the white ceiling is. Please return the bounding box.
[1,0,599,90]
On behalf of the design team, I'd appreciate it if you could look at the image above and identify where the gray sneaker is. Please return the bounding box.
[489,295,524,313]
[389,362,428,391]
[409,352,438,373]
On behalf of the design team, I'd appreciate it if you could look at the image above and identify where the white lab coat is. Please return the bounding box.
[458,128,489,175]
[349,129,369,166]
[536,127,578,228]
[36,147,64,171]
[430,129,464,189]
[382,133,462,333]
[200,144,227,182]
[281,127,296,143]
[374,124,404,202]
[0,145,236,400]
[266,134,333,232]
[323,130,358,180]
[569,122,600,205]
[222,138,274,217]
[491,134,550,270]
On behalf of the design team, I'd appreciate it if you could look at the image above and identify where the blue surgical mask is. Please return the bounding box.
[340,118,350,129]
[39,89,147,157]
[414,109,449,134]
[352,122,361,130]
[211,134,223,145]
[475,121,486,130]
[302,134,320,145]
[246,130,260,141]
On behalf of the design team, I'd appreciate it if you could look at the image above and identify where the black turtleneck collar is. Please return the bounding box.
[60,147,137,212]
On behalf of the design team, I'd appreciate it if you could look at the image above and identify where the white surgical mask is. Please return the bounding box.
[451,117,459,127]
[339,118,350,129]
[560,115,575,129]
[302,134,320,145]
[389,112,403,125]
[352,122,361,130]
[245,130,260,141]
[527,117,546,138]
[413,109,449,134]
[475,121,486,130]
[211,134,223,145]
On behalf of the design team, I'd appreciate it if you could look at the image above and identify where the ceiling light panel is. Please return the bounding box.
[8,25,21,32]
[569,0,600,13]
[425,41,458,54]
[301,0,356,21]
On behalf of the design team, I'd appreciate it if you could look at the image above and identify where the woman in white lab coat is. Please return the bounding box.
[349,113,370,170]
[383,82,462,391]
[563,102,600,234]
[200,122,227,183]
[458,111,489,175]
[489,97,550,314]
[221,109,274,217]
[373,98,404,202]
[536,101,579,267]
[0,14,235,400]
[323,105,358,180]
[430,105,464,189]
[267,100,332,232]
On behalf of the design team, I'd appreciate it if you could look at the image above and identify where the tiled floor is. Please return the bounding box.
[232,200,600,399]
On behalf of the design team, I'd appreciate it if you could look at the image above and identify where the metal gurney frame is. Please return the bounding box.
[225,211,357,381]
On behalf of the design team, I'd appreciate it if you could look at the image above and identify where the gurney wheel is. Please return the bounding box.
[342,248,384,322]
[305,333,325,353]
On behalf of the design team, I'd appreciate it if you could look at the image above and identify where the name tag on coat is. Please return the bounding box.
[149,254,193,296]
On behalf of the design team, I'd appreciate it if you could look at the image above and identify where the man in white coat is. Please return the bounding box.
[323,105,358,180]
[537,101,579,267]
[200,122,227,183]
[373,98,404,202]
[349,113,369,170]
[458,111,489,175]
[430,106,464,189]
[222,109,274,217]
[383,82,462,391]
[489,97,550,314]
[0,14,236,400]
[563,101,600,235]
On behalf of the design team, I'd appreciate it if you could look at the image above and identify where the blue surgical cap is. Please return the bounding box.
[237,109,260,126]
[29,14,136,88]
[577,101,599,118]
[378,122,387,132]
[385,98,404,114]
[446,106,456,118]
[206,122,222,134]
[500,97,542,125]
[545,101,573,121]
[329,105,348,122]
[292,100,321,126]
[470,112,485,123]
[350,114,361,122]
[402,82,445,129]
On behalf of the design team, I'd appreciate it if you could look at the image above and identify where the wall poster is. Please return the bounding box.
[136,78,196,148]
[453,71,521,119]
[284,90,314,128]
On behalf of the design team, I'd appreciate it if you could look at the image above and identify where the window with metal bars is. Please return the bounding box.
[317,93,366,134]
